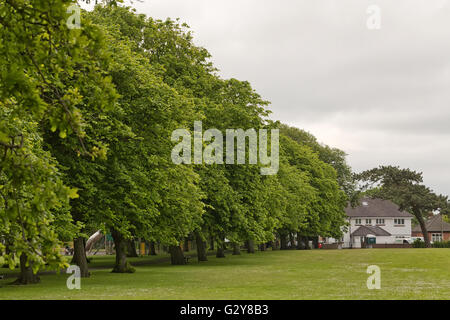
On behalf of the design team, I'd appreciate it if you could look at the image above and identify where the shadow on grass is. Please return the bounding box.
[0,249,296,284]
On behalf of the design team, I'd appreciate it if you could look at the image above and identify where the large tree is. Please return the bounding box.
[0,112,76,284]
[86,6,205,268]
[89,5,283,259]
[0,0,116,283]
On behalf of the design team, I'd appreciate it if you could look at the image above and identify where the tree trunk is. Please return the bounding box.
[0,238,10,267]
[296,232,304,250]
[149,241,157,256]
[183,238,190,252]
[232,243,241,255]
[13,253,40,285]
[289,233,295,249]
[216,246,225,258]
[272,238,280,250]
[417,214,431,248]
[247,239,255,253]
[297,235,309,250]
[312,236,319,249]
[169,245,186,265]
[126,239,138,257]
[71,237,90,277]
[195,232,208,261]
[280,234,288,250]
[209,237,215,251]
[111,230,135,273]
[5,238,12,255]
[303,236,311,249]
[216,236,226,258]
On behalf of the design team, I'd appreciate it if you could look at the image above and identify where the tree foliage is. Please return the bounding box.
[1,2,352,281]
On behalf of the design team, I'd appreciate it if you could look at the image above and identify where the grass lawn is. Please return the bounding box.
[0,249,449,299]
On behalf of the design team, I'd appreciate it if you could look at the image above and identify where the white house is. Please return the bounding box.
[326,198,413,248]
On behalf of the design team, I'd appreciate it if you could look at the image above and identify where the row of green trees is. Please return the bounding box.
[0,1,352,284]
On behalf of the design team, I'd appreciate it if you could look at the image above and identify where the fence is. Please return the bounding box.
[322,242,412,249]
[371,243,412,248]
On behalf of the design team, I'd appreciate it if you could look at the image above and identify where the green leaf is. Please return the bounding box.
[68,188,79,199]
[59,130,67,139]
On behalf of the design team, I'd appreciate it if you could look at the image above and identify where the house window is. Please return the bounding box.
[394,219,405,225]
[376,219,385,225]
[432,233,442,242]
[365,219,372,225]
[355,219,362,225]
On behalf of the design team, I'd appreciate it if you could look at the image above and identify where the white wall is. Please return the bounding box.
[326,217,412,247]
[377,218,412,238]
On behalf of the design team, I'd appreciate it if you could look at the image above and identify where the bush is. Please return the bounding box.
[432,241,450,248]
[413,238,426,248]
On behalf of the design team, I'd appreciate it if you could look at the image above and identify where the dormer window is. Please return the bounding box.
[365,219,372,225]
[355,219,362,225]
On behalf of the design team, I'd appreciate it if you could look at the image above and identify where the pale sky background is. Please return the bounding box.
[85,0,450,196]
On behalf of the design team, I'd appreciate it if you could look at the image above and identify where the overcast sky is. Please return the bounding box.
[95,0,450,195]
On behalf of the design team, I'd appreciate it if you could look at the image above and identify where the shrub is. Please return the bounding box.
[432,241,450,248]
[413,238,426,248]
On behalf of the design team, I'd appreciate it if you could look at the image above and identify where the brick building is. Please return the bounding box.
[412,215,450,242]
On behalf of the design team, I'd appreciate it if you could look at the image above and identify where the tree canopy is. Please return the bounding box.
[1,1,352,283]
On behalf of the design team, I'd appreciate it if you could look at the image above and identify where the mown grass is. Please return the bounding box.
[0,249,449,299]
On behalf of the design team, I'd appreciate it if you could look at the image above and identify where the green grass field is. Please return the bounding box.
[0,249,449,299]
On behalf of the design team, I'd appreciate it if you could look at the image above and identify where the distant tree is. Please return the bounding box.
[356,166,449,248]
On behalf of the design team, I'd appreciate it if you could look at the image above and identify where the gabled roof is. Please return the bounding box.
[351,225,391,237]
[346,198,413,218]
[412,215,450,233]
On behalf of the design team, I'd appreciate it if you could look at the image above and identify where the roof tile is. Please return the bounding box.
[412,215,450,232]
[346,198,413,218]
[351,225,392,236]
